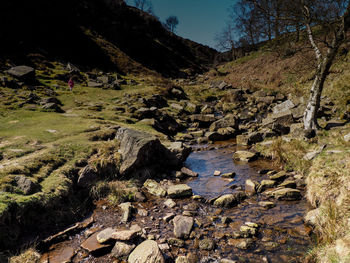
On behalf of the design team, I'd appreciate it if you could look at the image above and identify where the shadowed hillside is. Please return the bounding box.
[0,0,218,77]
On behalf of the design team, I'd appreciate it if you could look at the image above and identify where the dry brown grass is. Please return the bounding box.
[9,249,40,263]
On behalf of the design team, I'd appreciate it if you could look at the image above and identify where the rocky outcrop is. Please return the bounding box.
[116,128,183,176]
[6,65,36,83]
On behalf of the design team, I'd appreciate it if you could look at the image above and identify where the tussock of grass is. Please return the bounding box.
[9,249,40,263]
[257,137,312,175]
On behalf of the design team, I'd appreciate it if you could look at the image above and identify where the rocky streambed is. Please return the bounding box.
[38,141,311,263]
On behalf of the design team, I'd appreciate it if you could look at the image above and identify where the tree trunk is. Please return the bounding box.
[303,3,350,131]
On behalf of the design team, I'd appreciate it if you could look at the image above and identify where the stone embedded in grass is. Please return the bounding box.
[233,151,258,162]
[344,133,350,142]
[167,184,192,198]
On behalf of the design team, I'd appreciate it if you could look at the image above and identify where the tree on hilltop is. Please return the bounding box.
[164,16,179,33]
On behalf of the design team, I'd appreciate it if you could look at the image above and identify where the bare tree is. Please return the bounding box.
[301,1,350,131]
[134,0,153,14]
[164,16,179,33]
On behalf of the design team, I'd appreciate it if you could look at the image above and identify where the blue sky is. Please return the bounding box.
[127,0,234,49]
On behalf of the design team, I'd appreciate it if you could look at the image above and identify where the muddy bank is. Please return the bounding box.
[36,141,311,263]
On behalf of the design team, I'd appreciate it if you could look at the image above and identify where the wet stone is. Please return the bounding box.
[81,232,112,254]
[111,241,135,259]
[45,247,75,263]
[233,151,258,162]
[240,225,257,237]
[269,171,287,181]
[258,201,275,209]
[173,215,194,239]
[213,192,246,208]
[143,179,167,197]
[168,237,185,247]
[213,170,221,176]
[164,198,177,208]
[97,227,115,243]
[221,172,236,178]
[257,180,276,192]
[199,238,215,250]
[163,213,175,222]
[128,240,165,263]
[266,188,302,200]
[119,202,133,223]
[167,184,193,198]
[181,167,198,177]
[228,238,253,249]
[278,180,297,188]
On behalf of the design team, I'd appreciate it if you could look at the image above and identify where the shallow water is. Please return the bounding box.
[40,143,311,263]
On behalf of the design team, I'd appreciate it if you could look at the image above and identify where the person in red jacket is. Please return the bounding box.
[68,77,74,91]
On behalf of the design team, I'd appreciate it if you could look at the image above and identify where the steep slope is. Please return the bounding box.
[0,0,218,77]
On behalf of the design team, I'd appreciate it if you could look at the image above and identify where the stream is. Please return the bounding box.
[40,142,311,263]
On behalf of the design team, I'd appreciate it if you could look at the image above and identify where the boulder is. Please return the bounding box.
[41,103,64,113]
[143,95,168,109]
[128,240,164,263]
[7,65,35,83]
[262,110,294,128]
[213,192,246,208]
[15,176,39,195]
[209,114,238,132]
[77,166,98,188]
[167,142,191,163]
[143,179,167,197]
[167,184,192,198]
[269,171,287,181]
[88,81,104,88]
[116,128,181,176]
[111,242,135,259]
[233,151,258,162]
[236,132,263,146]
[173,216,194,239]
[153,114,182,136]
[189,114,216,127]
[272,100,295,114]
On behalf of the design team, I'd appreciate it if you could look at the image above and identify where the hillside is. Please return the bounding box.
[0,0,218,77]
[1,3,350,263]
